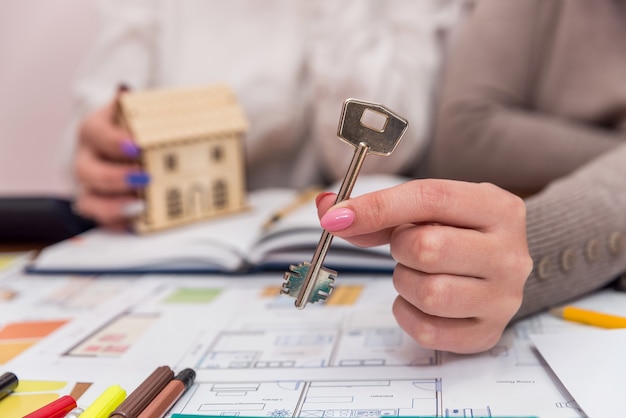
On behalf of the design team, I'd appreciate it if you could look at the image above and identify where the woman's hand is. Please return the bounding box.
[316,179,533,354]
[73,96,149,228]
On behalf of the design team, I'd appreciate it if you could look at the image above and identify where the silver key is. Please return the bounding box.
[281,99,409,309]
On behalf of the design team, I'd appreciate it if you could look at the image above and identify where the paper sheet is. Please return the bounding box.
[2,269,601,417]
[532,314,626,417]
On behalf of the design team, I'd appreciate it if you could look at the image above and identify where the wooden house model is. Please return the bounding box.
[117,84,249,233]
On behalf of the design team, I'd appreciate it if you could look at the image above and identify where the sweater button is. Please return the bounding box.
[536,256,552,280]
[559,248,576,273]
[608,231,624,256]
[585,239,601,263]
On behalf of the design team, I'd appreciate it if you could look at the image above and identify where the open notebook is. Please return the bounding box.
[27,175,407,274]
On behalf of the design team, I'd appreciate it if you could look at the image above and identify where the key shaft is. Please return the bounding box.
[284,98,408,309]
[295,142,370,309]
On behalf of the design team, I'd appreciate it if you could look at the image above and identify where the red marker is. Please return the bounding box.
[24,395,77,418]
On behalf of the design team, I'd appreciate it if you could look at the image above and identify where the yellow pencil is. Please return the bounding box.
[550,306,626,329]
[261,187,322,231]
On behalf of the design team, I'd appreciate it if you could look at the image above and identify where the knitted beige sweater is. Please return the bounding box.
[431,0,626,318]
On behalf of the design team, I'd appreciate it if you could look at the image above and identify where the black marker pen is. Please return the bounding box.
[0,372,18,401]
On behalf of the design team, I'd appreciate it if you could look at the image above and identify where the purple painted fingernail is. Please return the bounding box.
[126,171,150,188]
[121,139,141,158]
[321,207,355,231]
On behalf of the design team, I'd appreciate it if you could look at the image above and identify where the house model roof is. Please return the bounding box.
[118,84,248,148]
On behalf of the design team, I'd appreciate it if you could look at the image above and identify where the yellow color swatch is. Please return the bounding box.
[0,380,70,418]
[0,393,59,418]
[326,285,363,306]
[0,341,36,364]
[0,255,17,269]
[0,380,90,418]
[14,380,68,392]
[261,286,281,297]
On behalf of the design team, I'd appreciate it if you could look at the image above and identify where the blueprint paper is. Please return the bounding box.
[1,270,599,417]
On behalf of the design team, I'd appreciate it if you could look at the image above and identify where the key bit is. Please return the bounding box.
[281,262,336,304]
[282,99,408,309]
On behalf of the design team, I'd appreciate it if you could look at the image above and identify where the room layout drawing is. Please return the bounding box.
[172,378,444,417]
[186,326,439,370]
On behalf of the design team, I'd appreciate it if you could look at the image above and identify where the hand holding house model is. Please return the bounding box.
[116,84,249,233]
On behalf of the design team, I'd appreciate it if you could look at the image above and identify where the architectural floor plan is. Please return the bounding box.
[2,269,588,417]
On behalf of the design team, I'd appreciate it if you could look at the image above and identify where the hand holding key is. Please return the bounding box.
[281,99,408,309]
[316,180,533,354]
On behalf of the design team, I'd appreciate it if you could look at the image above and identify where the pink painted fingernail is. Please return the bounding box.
[320,207,355,231]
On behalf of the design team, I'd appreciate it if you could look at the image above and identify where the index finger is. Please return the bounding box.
[78,99,138,161]
[321,179,524,237]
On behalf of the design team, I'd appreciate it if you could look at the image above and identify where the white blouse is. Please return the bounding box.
[71,0,464,189]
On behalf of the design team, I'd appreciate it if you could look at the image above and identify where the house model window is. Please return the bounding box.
[116,84,249,233]
[164,153,178,172]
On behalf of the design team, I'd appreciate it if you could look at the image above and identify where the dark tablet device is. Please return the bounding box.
[0,197,95,244]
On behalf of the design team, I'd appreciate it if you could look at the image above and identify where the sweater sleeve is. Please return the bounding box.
[514,143,626,319]
[430,0,623,194]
